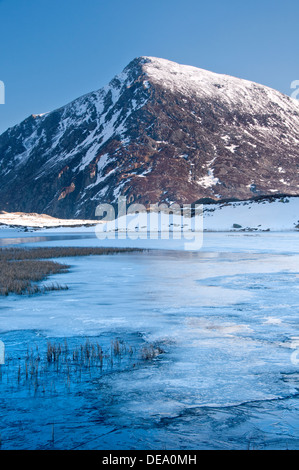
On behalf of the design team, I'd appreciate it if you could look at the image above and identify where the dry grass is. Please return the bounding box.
[141,344,165,360]
[0,246,143,296]
[0,246,141,261]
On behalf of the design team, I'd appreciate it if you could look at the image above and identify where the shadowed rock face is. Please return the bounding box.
[0,57,299,219]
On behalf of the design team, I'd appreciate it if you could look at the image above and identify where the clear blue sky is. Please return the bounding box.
[0,0,298,134]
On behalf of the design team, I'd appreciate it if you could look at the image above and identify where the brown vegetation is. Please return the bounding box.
[0,246,143,296]
[1,337,164,400]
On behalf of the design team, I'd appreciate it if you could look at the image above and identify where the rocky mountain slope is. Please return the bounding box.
[0,57,298,219]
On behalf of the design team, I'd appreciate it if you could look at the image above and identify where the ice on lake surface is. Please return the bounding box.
[0,232,298,449]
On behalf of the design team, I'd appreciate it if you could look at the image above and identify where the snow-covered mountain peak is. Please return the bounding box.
[133,56,299,115]
[0,57,299,218]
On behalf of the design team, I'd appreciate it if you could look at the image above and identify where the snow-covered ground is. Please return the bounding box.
[0,211,98,228]
[203,196,299,231]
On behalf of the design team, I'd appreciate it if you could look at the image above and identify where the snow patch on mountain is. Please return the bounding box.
[197,169,220,188]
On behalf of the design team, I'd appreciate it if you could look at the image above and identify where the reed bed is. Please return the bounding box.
[0,246,143,295]
[0,338,164,397]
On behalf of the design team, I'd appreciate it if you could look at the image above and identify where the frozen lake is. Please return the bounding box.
[0,231,298,449]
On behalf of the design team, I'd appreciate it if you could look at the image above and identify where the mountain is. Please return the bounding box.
[0,57,299,219]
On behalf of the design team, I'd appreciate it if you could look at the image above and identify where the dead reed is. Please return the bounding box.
[0,337,164,397]
[0,246,143,295]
